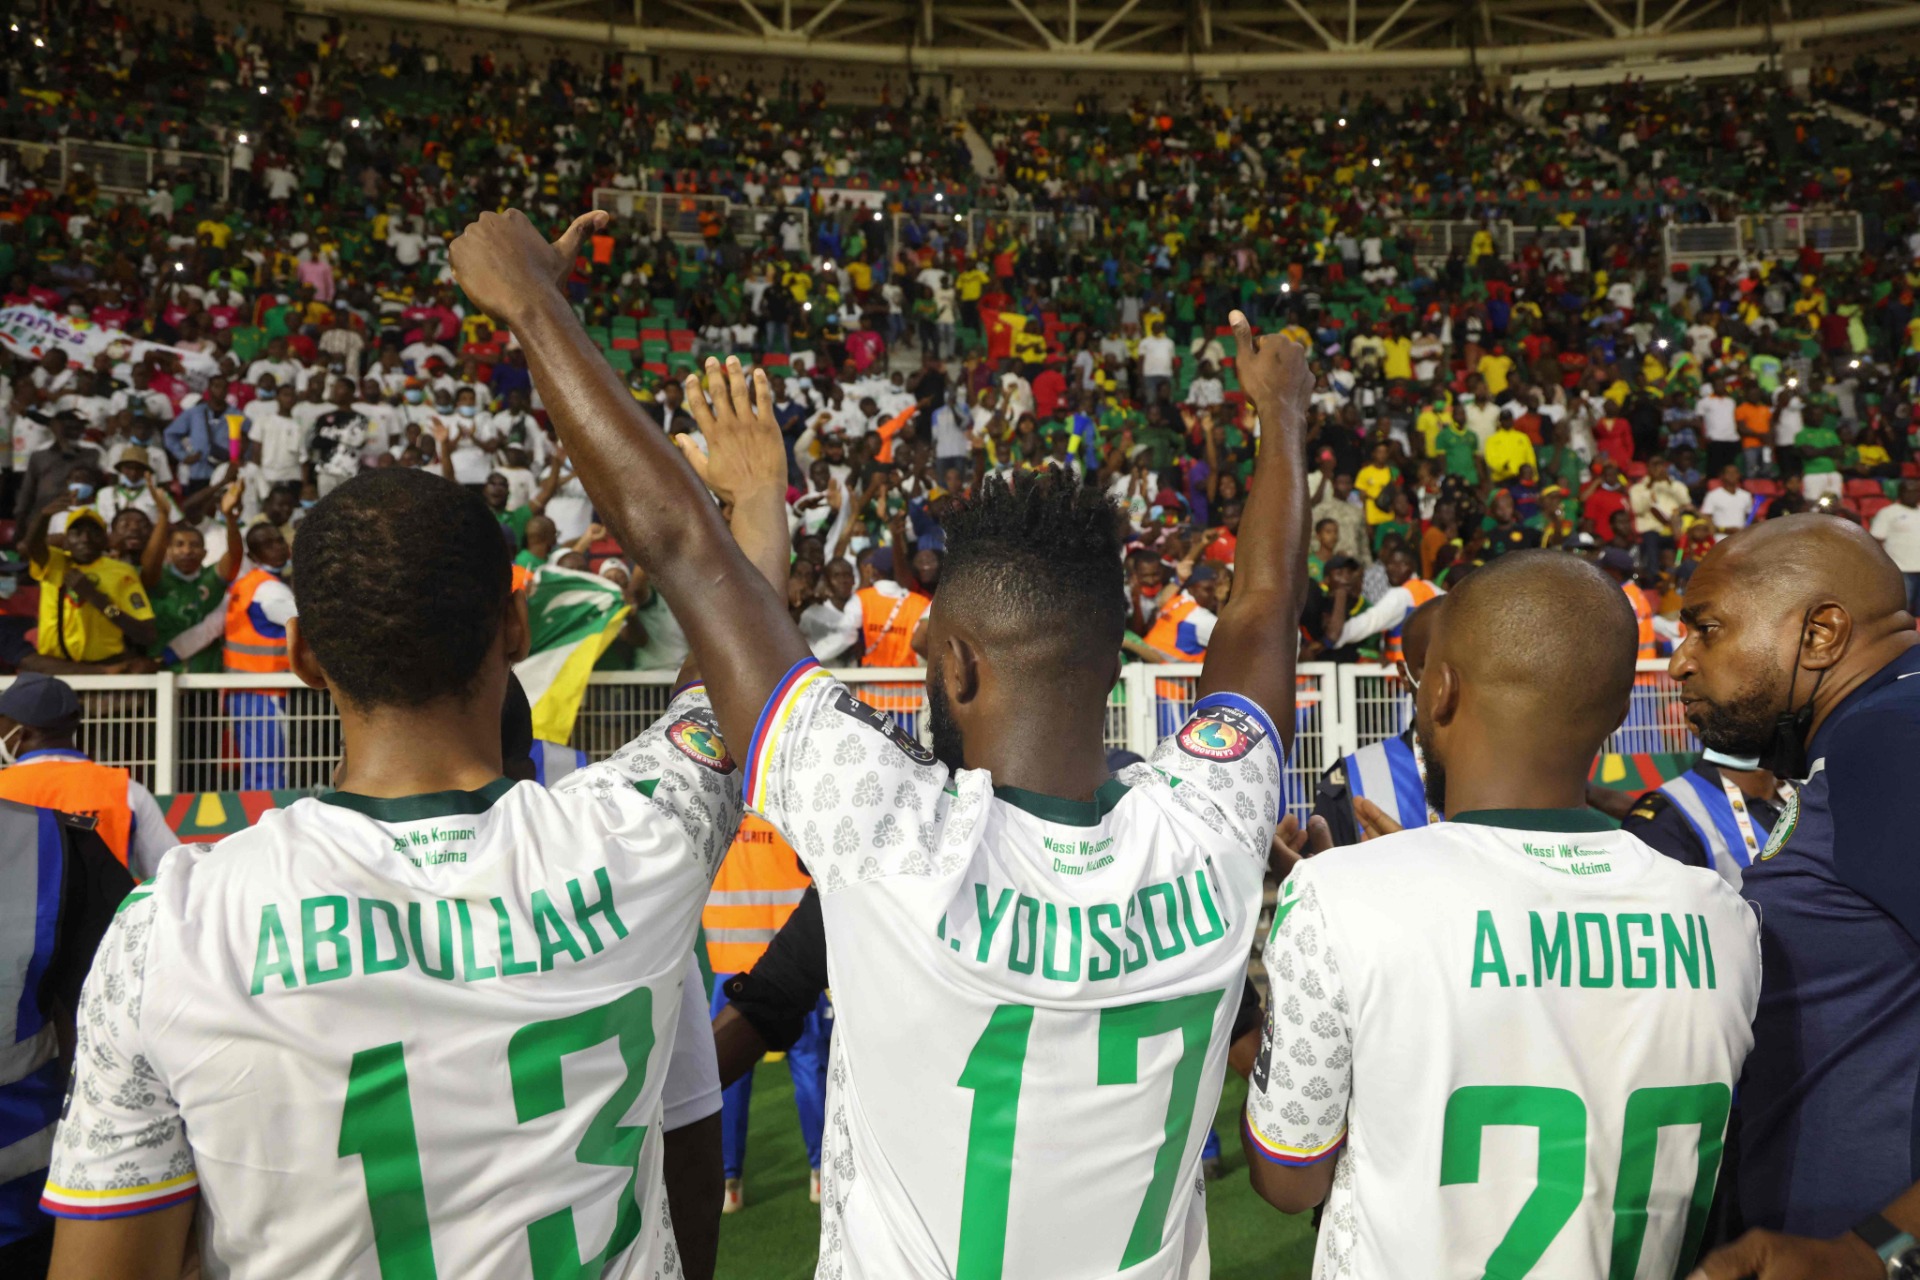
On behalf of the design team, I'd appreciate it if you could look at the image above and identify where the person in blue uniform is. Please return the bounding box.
[1621,749,1784,887]
[1311,596,1444,844]
[1678,515,1920,1280]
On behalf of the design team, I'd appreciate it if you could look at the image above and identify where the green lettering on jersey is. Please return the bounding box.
[493,896,538,976]
[1662,913,1700,988]
[974,885,1014,965]
[250,904,299,995]
[1040,903,1083,982]
[1699,914,1717,990]
[1531,912,1571,988]
[1575,912,1614,988]
[1138,883,1185,961]
[566,869,627,954]
[302,895,353,986]
[456,899,496,982]
[360,899,410,976]
[1618,914,1656,989]
[410,900,457,981]
[532,890,586,971]
[1087,903,1123,981]
[1470,911,1511,988]
[1179,867,1227,947]
[1121,898,1149,974]
[1007,896,1040,975]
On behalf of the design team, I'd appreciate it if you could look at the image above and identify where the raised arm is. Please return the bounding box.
[449,209,807,752]
[139,481,171,591]
[1195,310,1311,749]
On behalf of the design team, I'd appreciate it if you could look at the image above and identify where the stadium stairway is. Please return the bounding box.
[1817,99,1891,139]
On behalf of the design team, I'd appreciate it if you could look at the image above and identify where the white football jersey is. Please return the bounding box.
[43,688,742,1280]
[745,660,1285,1280]
[1246,814,1761,1280]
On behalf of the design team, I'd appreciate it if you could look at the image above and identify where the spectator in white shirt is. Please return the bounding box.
[1699,464,1758,533]
[244,337,300,389]
[388,221,427,268]
[1185,361,1225,407]
[443,387,498,488]
[1696,384,1740,474]
[1869,479,1920,616]
[247,384,308,485]
[1138,325,1176,400]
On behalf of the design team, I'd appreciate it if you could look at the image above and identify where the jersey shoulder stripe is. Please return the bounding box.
[745,657,829,811]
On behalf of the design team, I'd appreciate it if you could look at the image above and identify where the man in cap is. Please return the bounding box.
[0,674,174,879]
[21,499,156,671]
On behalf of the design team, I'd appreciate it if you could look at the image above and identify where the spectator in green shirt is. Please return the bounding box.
[140,479,243,674]
[1436,417,1481,483]
[1796,418,1845,501]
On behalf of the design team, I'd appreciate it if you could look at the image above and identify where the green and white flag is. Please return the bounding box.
[513,567,630,744]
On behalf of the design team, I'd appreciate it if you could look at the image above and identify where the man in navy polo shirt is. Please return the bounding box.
[1674,514,1920,1279]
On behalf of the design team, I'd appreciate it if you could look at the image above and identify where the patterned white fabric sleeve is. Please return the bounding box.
[1144,692,1287,862]
[742,659,952,893]
[554,683,744,884]
[1244,865,1353,1169]
[42,894,199,1220]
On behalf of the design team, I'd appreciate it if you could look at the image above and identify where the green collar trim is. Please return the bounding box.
[1452,808,1615,833]
[319,777,515,822]
[994,778,1131,826]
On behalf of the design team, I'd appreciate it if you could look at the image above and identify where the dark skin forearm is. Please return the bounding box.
[1197,312,1310,750]
[507,293,807,752]
[663,1112,722,1280]
[712,1003,770,1089]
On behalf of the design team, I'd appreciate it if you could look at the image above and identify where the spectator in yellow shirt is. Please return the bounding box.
[1354,440,1400,526]
[22,504,157,670]
[1484,418,1538,483]
[1477,345,1514,397]
[1382,328,1414,381]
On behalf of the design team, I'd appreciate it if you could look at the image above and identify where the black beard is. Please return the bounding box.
[926,656,966,773]
[1688,674,1783,759]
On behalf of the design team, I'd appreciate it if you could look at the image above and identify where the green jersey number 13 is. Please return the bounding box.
[337,987,658,1280]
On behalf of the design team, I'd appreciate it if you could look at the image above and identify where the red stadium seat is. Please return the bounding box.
[1844,478,1884,498]
[668,330,696,352]
[1745,478,1780,497]
[1903,462,1920,478]
[1624,462,1648,480]
[641,328,668,343]
[762,352,790,368]
[1859,496,1892,521]
[611,336,640,350]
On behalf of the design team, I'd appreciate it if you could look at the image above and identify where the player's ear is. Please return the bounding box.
[1425,661,1461,729]
[941,633,981,707]
[287,616,329,692]
[1800,600,1850,670]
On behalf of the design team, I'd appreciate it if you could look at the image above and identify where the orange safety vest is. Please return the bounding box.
[0,755,132,866]
[1383,577,1443,663]
[511,563,535,595]
[225,568,291,673]
[1622,580,1658,661]
[857,584,930,715]
[702,816,811,975]
[1143,592,1208,699]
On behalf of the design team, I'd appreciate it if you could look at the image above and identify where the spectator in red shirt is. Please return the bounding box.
[1582,458,1630,534]
[1594,406,1636,469]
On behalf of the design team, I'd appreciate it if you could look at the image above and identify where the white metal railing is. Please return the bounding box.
[1665,213,1864,270]
[0,661,1693,805]
[590,188,809,249]
[0,137,228,203]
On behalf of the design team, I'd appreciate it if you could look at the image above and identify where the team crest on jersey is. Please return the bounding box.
[830,687,936,765]
[1758,785,1799,860]
[667,711,736,772]
[1176,706,1265,762]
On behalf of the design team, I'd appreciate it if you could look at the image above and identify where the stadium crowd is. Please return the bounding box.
[2,3,1920,682]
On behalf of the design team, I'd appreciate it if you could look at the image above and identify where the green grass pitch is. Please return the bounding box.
[712,1066,1319,1279]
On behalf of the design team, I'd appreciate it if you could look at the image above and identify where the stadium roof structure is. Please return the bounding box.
[304,0,1920,71]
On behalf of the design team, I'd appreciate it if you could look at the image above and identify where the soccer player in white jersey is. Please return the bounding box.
[1244,551,1762,1279]
[41,333,797,1276]
[447,208,1313,1280]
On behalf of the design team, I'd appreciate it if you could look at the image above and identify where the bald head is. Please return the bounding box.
[1674,513,1918,761]
[1431,551,1637,741]
[1695,514,1908,625]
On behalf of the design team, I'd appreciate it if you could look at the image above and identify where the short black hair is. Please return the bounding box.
[293,469,510,708]
[939,470,1126,664]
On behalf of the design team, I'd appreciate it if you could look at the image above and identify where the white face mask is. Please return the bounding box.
[0,725,22,767]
